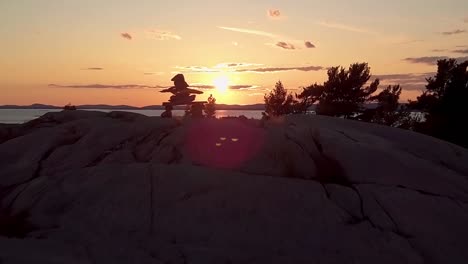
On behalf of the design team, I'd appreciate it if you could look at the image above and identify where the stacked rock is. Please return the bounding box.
[160,74,203,105]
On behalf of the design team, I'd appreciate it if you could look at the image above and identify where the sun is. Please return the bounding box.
[213,76,229,93]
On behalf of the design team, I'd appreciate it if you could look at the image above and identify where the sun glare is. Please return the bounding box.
[213,76,229,93]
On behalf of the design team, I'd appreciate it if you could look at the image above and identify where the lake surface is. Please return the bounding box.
[0,109,265,124]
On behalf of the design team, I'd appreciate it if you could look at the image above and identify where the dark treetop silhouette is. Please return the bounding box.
[160,74,205,117]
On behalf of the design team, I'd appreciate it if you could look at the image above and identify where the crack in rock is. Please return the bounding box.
[168,146,183,165]
[321,183,363,223]
[355,182,468,205]
[85,137,135,167]
[2,133,82,210]
[148,164,159,236]
[284,129,369,225]
[132,129,162,162]
[283,127,425,247]
[335,130,359,143]
[372,194,405,235]
[156,131,171,147]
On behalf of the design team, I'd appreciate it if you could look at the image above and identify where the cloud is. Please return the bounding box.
[49,84,166,89]
[219,26,314,51]
[317,21,374,34]
[230,85,261,90]
[441,29,466,35]
[374,73,433,80]
[236,65,324,73]
[214,62,263,68]
[121,33,132,40]
[431,49,447,52]
[403,56,449,65]
[247,92,267,97]
[276,42,295,49]
[374,72,435,91]
[176,63,323,73]
[304,41,316,48]
[403,56,468,65]
[174,66,220,73]
[143,72,164,75]
[452,49,468,54]
[397,39,424,45]
[147,29,181,40]
[176,63,263,73]
[268,9,281,19]
[83,67,103,70]
[218,26,280,38]
[190,84,260,90]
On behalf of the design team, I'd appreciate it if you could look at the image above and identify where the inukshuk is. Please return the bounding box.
[160,74,205,117]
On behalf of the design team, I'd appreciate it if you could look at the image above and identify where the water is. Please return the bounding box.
[0,109,265,124]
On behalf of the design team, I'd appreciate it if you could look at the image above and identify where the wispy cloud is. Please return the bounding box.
[175,66,221,73]
[374,72,435,91]
[236,65,324,73]
[317,21,420,45]
[191,84,260,90]
[247,92,269,97]
[147,29,181,40]
[219,26,315,51]
[403,56,449,65]
[175,63,263,73]
[304,41,316,48]
[441,29,466,36]
[175,64,324,73]
[82,67,103,70]
[403,56,468,65]
[397,39,424,45]
[143,72,164,75]
[229,85,262,90]
[317,21,374,34]
[452,49,468,54]
[121,33,132,40]
[218,26,280,38]
[49,84,166,89]
[214,62,263,68]
[431,49,447,52]
[276,42,295,50]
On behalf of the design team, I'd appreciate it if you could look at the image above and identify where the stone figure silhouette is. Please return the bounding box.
[160,74,205,118]
[161,74,203,105]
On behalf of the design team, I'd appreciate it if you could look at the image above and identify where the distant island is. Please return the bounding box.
[0,103,266,111]
[0,103,384,111]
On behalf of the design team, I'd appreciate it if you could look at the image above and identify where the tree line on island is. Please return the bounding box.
[263,59,468,149]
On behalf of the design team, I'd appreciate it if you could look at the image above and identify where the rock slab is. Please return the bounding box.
[1,110,468,263]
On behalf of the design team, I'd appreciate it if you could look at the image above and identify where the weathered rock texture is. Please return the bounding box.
[1,110,468,263]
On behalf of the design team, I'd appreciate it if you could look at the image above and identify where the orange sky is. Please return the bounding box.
[1,0,467,106]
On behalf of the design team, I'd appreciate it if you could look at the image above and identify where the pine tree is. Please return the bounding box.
[204,94,216,118]
[316,63,379,118]
[264,81,296,116]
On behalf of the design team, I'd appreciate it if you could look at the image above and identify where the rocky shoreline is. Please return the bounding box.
[1,110,468,263]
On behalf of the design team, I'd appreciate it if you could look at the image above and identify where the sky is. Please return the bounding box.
[1,0,467,106]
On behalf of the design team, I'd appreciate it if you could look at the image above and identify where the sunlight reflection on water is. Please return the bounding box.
[0,109,265,124]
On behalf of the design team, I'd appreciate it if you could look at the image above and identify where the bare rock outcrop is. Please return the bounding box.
[1,110,468,263]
